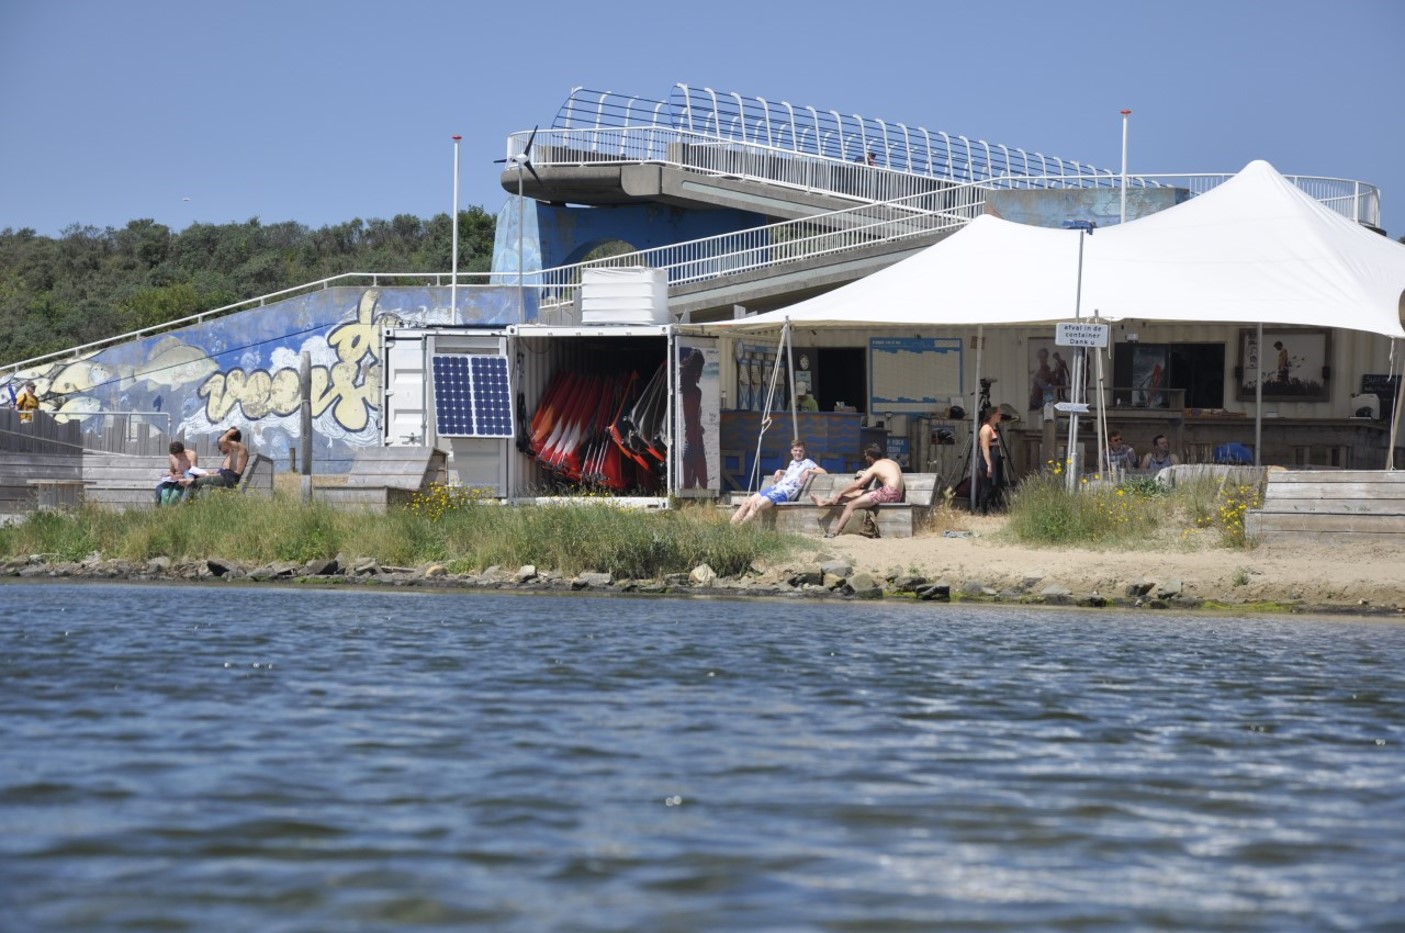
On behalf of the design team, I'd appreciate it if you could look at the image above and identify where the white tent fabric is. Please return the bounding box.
[700,160,1405,339]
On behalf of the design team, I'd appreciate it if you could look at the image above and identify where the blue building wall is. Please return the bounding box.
[984,187,1189,228]
[492,197,767,276]
[5,286,518,471]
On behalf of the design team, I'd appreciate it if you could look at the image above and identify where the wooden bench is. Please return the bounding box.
[26,478,94,510]
[0,452,84,514]
[312,446,448,512]
[730,472,941,538]
[81,449,274,509]
[1246,469,1405,541]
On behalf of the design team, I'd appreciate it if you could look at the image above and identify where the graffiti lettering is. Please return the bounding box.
[198,363,380,430]
[197,290,386,432]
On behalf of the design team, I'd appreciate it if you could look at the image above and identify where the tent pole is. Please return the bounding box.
[784,321,798,445]
[1254,322,1263,467]
[748,321,791,492]
[1094,334,1109,476]
[970,325,983,512]
[1065,227,1088,492]
[1389,338,1404,471]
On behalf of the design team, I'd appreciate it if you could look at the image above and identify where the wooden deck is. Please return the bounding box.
[1246,470,1405,540]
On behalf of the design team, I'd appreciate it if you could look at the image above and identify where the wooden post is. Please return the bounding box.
[300,351,313,503]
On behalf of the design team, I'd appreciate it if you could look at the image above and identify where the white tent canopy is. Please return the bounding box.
[698,160,1405,339]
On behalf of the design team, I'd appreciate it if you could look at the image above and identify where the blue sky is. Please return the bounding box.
[3,0,1403,240]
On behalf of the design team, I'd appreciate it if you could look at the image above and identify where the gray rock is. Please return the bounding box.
[892,574,927,592]
[959,580,989,597]
[819,560,854,578]
[1039,584,1074,598]
[689,564,717,587]
[822,571,846,590]
[1125,580,1155,597]
[788,570,823,587]
[574,571,613,589]
[304,557,340,576]
[844,571,884,598]
[916,582,951,601]
[206,557,238,577]
[147,556,172,573]
[424,564,449,578]
[1156,580,1184,598]
[516,564,538,583]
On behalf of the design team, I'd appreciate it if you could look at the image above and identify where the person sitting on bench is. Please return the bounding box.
[195,428,249,489]
[811,443,904,538]
[156,440,201,505]
[732,438,825,525]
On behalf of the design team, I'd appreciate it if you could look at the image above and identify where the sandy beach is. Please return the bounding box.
[795,515,1405,614]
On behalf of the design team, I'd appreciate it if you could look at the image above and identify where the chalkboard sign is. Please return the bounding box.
[1360,373,1401,422]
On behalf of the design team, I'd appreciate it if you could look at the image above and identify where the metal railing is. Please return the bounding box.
[1,271,505,381]
[553,85,1128,187]
[537,85,1382,227]
[530,180,993,314]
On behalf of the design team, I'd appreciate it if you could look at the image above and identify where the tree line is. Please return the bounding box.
[0,208,497,366]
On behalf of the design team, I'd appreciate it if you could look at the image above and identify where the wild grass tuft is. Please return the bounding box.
[0,492,799,578]
[1004,472,1261,550]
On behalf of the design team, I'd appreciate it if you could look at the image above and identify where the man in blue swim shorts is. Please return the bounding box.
[731,438,826,525]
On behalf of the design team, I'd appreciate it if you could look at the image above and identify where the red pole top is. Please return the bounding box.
[1120,109,1132,116]
[452,135,462,141]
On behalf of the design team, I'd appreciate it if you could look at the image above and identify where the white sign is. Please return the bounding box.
[1055,322,1110,348]
[1053,401,1090,414]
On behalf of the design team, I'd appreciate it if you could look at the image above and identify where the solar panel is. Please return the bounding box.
[432,354,514,438]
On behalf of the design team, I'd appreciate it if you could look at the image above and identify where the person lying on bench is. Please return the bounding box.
[812,443,904,538]
[194,428,249,489]
[732,438,826,525]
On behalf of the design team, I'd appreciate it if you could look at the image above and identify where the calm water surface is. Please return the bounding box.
[2,582,1402,932]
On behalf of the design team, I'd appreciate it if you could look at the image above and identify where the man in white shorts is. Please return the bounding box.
[732,439,826,525]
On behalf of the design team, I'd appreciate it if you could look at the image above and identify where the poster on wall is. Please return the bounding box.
[736,342,787,413]
[1238,328,1331,402]
[675,340,720,496]
[1026,338,1077,410]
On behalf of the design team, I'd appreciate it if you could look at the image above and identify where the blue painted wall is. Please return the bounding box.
[5,285,519,471]
[985,187,1189,228]
[492,197,767,276]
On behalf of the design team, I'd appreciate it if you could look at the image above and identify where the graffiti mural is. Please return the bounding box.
[2,285,522,471]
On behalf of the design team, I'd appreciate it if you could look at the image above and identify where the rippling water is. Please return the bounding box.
[2,582,1403,931]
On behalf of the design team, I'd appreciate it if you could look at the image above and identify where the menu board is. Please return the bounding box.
[869,337,963,413]
[1360,373,1400,422]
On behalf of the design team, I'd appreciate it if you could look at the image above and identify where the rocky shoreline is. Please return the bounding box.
[6,550,1402,618]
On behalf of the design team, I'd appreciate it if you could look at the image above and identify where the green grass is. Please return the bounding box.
[1004,472,1264,550]
[0,494,800,580]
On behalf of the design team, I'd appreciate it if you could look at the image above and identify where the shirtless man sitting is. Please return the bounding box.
[156,440,199,505]
[811,443,905,538]
[195,428,249,489]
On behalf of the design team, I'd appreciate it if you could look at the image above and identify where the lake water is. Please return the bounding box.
[2,582,1403,932]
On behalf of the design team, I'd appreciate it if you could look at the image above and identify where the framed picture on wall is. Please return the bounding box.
[1237,328,1331,402]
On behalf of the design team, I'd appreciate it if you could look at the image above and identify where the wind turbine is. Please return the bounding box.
[495,126,541,318]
